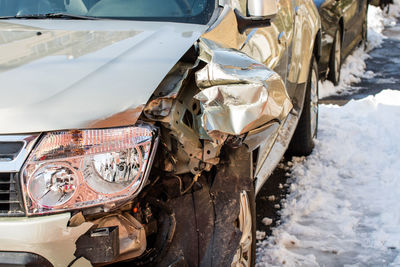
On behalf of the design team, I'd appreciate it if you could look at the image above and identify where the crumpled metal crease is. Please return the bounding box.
[194,38,292,136]
[144,61,198,119]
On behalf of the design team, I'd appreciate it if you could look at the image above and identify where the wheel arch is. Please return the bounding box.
[314,29,322,65]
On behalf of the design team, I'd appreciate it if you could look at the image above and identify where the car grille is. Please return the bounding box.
[0,173,25,216]
[0,141,26,216]
[0,136,38,217]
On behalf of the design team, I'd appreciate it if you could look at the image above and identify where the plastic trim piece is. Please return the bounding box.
[0,251,53,267]
[0,135,39,173]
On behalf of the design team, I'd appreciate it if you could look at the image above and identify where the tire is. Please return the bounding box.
[286,55,319,156]
[328,28,342,85]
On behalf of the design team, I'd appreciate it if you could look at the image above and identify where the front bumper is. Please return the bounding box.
[0,213,92,267]
[0,252,52,266]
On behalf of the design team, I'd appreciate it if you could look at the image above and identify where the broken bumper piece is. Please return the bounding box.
[0,213,93,267]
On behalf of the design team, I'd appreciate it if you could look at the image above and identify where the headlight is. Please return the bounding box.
[21,124,158,215]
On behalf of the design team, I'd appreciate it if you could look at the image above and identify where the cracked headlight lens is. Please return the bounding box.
[21,124,158,215]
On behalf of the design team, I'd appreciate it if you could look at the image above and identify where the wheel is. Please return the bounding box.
[231,190,256,267]
[287,55,318,156]
[328,28,342,85]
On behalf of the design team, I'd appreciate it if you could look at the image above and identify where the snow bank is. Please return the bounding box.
[256,90,400,266]
[319,3,400,99]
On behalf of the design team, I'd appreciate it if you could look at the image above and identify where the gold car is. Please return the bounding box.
[0,0,320,266]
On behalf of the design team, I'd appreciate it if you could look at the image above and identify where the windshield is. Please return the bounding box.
[0,0,215,24]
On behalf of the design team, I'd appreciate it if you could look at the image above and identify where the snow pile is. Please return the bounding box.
[256,90,400,266]
[366,1,400,49]
[257,231,266,241]
[319,2,400,98]
[367,5,390,50]
[262,217,273,226]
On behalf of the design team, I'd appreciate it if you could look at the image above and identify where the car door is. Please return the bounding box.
[341,0,359,51]
[240,0,293,90]
[202,0,292,91]
[239,0,294,176]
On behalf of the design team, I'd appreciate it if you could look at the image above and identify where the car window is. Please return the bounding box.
[0,0,216,24]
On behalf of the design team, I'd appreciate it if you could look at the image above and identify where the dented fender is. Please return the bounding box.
[194,38,292,137]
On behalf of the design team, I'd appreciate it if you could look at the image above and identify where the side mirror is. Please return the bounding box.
[235,0,277,34]
[247,0,278,19]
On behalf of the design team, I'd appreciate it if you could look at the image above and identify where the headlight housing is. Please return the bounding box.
[21,124,158,215]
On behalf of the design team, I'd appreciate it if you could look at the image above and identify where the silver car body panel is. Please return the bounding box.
[0,20,208,134]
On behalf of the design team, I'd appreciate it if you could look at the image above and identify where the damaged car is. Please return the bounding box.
[0,0,320,266]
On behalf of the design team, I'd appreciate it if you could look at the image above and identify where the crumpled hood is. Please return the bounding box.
[0,20,208,134]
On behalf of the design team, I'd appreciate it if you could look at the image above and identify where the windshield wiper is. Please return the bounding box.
[0,13,98,20]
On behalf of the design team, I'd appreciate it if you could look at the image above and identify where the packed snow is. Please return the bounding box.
[257,89,400,266]
[256,2,400,266]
